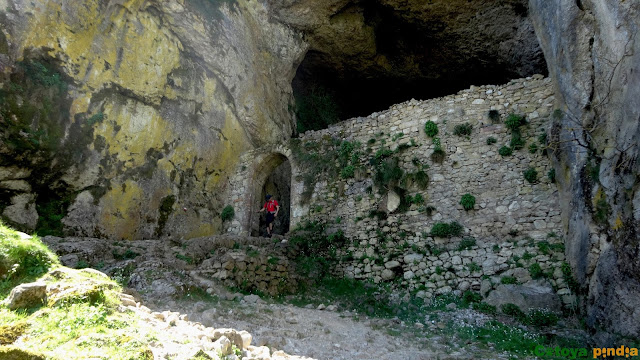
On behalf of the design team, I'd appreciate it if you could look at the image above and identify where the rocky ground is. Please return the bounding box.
[36,235,588,360]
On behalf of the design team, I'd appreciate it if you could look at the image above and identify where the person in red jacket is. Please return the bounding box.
[258,194,280,237]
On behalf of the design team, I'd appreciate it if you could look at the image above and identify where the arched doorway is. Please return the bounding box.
[250,153,291,237]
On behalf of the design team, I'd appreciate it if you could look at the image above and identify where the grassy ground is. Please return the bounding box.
[0,222,154,359]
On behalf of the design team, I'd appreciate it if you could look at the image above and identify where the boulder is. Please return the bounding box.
[485,280,562,313]
[3,282,47,310]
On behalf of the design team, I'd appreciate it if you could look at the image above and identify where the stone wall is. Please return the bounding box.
[228,76,576,306]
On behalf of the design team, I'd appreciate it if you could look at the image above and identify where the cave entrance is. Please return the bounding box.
[289,0,548,133]
[251,153,291,237]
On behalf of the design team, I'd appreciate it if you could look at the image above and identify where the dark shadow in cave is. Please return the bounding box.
[292,0,548,132]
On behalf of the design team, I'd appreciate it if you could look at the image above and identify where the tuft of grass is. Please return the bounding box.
[430,221,463,238]
[501,276,517,285]
[486,137,497,145]
[458,237,476,251]
[453,123,473,136]
[460,193,476,211]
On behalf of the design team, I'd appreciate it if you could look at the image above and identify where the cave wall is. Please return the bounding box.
[0,0,306,239]
[529,0,640,337]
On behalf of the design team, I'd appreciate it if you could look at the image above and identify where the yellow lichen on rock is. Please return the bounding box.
[99,180,144,240]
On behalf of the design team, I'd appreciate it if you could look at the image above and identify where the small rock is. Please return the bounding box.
[317,304,326,310]
[3,282,47,310]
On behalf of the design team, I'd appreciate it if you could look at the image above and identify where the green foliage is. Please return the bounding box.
[412,193,425,205]
[112,249,139,261]
[498,146,513,156]
[175,253,194,265]
[86,112,104,126]
[505,114,526,131]
[537,241,551,255]
[522,251,534,261]
[424,121,439,137]
[594,197,610,225]
[538,132,548,145]
[294,85,340,133]
[467,262,481,272]
[0,222,60,298]
[289,221,347,279]
[472,302,497,315]
[528,143,538,154]
[220,205,235,222]
[460,193,476,211]
[548,168,556,183]
[373,157,404,190]
[340,165,355,179]
[488,110,501,123]
[410,169,430,189]
[523,168,538,183]
[458,237,476,251]
[453,123,473,136]
[501,303,526,319]
[561,262,580,294]
[529,263,546,279]
[509,130,525,150]
[35,196,72,237]
[430,137,446,163]
[462,290,482,305]
[430,221,463,238]
[527,309,559,327]
[501,276,517,285]
[486,137,497,145]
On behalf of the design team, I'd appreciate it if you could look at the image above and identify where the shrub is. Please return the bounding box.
[460,193,476,211]
[430,221,463,238]
[510,130,525,150]
[501,276,517,285]
[340,165,355,179]
[528,143,538,154]
[424,121,438,137]
[221,205,235,221]
[462,290,482,304]
[561,262,580,293]
[498,146,513,156]
[505,114,526,131]
[430,137,445,163]
[373,157,404,189]
[527,309,559,327]
[412,193,425,205]
[467,262,481,272]
[486,137,497,145]
[473,302,497,315]
[488,110,500,123]
[524,168,538,183]
[548,168,556,183]
[529,263,545,279]
[501,303,526,319]
[453,123,473,136]
[458,237,476,251]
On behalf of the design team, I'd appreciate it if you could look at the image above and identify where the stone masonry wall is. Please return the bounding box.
[292,76,575,306]
[228,76,575,306]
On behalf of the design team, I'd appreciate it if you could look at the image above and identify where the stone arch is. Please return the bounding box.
[250,152,291,236]
[226,145,303,236]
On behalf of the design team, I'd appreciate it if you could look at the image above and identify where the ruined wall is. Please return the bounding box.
[271,76,574,304]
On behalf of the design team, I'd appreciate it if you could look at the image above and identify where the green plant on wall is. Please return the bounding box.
[221,205,235,221]
[424,121,439,137]
[340,165,355,179]
[486,137,497,145]
[499,146,513,157]
[505,114,526,131]
[523,168,538,184]
[453,123,473,136]
[460,193,476,211]
[431,137,446,163]
[430,221,463,238]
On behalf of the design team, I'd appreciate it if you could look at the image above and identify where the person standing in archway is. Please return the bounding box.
[258,194,280,237]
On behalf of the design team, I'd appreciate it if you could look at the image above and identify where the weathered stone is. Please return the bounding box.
[384,261,401,269]
[2,194,38,230]
[485,281,562,313]
[3,282,47,310]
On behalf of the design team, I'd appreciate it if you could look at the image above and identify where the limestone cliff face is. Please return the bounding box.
[0,0,306,239]
[529,0,640,337]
